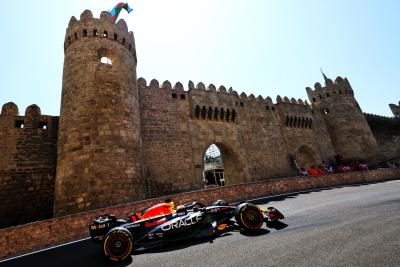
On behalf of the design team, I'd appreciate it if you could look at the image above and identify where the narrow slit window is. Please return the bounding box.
[195,106,200,119]
[231,110,236,122]
[208,107,213,120]
[15,120,24,128]
[114,33,118,40]
[39,122,47,130]
[214,107,219,120]
[83,29,87,37]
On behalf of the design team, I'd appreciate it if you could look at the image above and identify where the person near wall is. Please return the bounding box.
[308,166,319,176]
[318,165,326,174]
[300,168,309,176]
[343,164,351,173]
[359,162,369,171]
[324,163,334,173]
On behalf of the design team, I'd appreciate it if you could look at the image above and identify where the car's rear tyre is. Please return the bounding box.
[103,227,133,261]
[235,203,264,230]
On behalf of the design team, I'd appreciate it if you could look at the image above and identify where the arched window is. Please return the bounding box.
[201,106,207,119]
[289,116,294,127]
[103,31,108,38]
[225,109,231,121]
[93,29,98,37]
[83,29,87,37]
[195,105,200,119]
[231,109,236,122]
[114,33,118,40]
[220,108,225,121]
[301,117,305,128]
[100,57,112,65]
[214,107,219,120]
[208,107,213,120]
[293,117,298,127]
[297,117,302,127]
[304,118,309,128]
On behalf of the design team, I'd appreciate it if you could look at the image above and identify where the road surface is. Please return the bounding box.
[2,180,400,267]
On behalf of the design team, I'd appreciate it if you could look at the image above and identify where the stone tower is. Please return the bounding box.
[54,10,145,216]
[306,77,381,162]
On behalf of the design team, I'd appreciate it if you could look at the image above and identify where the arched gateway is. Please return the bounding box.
[200,143,246,187]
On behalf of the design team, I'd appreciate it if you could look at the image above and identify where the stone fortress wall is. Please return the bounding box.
[0,103,58,227]
[0,9,399,228]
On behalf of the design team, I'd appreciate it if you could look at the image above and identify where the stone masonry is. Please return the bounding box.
[1,9,400,227]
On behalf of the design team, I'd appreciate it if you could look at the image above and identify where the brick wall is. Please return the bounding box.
[1,168,399,260]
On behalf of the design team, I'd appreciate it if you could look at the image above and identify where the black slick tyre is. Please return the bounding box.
[235,203,264,230]
[103,227,133,261]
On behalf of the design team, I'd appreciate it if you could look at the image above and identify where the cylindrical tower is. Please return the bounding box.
[306,77,381,163]
[54,10,145,216]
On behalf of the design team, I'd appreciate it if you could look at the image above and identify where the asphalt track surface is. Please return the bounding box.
[2,180,400,267]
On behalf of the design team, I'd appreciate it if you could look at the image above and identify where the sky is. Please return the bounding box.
[0,0,398,116]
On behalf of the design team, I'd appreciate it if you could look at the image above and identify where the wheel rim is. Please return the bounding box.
[241,206,263,229]
[104,232,132,261]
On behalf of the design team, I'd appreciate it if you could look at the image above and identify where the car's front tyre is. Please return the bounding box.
[103,227,133,261]
[235,203,264,230]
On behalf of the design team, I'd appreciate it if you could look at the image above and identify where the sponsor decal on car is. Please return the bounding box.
[126,223,141,229]
[161,215,202,231]
[90,223,111,230]
[145,218,167,227]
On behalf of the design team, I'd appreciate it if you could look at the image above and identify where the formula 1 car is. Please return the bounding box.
[89,199,284,261]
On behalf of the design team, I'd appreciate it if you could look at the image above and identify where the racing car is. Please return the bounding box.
[89,199,284,261]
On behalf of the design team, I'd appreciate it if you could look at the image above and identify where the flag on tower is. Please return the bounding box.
[110,2,133,23]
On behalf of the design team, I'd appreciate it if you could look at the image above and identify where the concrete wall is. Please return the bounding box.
[1,168,399,260]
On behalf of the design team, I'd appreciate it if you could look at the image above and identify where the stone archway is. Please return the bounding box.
[296,145,318,169]
[202,143,245,186]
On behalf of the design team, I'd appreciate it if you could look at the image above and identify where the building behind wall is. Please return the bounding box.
[1,9,400,228]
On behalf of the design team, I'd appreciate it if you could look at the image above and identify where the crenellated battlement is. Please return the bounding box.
[0,103,58,132]
[389,101,400,117]
[64,10,136,59]
[306,76,354,104]
[364,112,400,122]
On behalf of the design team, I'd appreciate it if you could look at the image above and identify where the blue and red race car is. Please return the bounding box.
[89,199,284,261]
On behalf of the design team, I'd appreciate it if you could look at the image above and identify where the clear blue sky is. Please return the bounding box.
[0,0,398,116]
